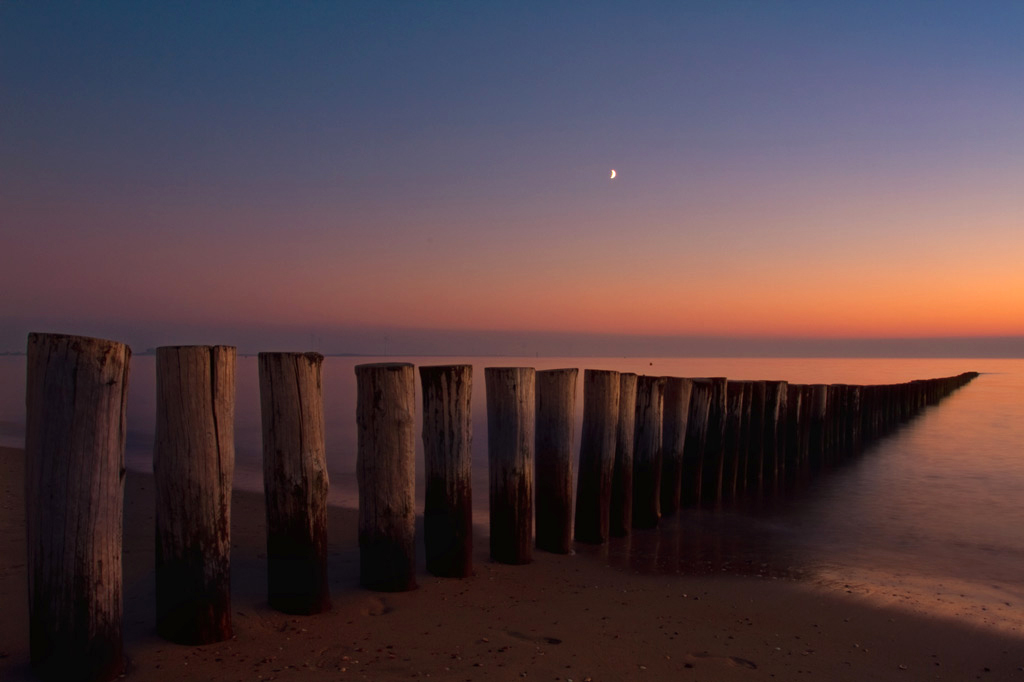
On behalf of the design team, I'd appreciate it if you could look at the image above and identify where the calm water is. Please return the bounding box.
[2,356,1022,633]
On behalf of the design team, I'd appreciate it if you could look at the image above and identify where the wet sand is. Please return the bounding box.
[2,445,1023,681]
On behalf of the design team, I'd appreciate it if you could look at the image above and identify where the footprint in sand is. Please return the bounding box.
[359,596,394,617]
[505,630,563,645]
[690,651,757,669]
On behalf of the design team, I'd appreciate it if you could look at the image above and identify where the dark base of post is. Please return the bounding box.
[156,556,232,645]
[609,470,632,536]
[30,623,123,682]
[573,489,606,545]
[267,523,330,614]
[424,491,474,577]
[631,468,660,530]
[359,533,417,591]
[490,499,533,565]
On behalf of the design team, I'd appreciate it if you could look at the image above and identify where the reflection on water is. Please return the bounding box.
[579,366,1024,634]
[1,356,1022,633]
[592,512,801,580]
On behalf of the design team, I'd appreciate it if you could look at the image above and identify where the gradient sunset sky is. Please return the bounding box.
[2,2,1021,355]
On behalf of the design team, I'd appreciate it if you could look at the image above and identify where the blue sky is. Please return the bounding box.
[2,1,1022,355]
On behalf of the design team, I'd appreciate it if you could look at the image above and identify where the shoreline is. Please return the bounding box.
[3,445,1023,681]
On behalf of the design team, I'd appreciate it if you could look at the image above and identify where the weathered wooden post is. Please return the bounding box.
[826,384,844,462]
[154,345,235,643]
[356,363,416,591]
[808,384,828,469]
[785,383,803,477]
[575,369,619,544]
[609,372,638,537]
[631,375,666,529]
[797,384,814,469]
[833,384,849,457]
[841,384,856,457]
[723,381,745,500]
[763,380,786,488]
[860,385,878,443]
[535,368,578,553]
[681,379,710,506]
[259,352,330,614]
[486,367,536,564]
[658,377,692,516]
[747,381,767,491]
[25,333,130,682]
[849,385,863,453]
[737,381,753,496]
[420,364,474,577]
[701,377,728,506]
[879,384,893,435]
[890,382,901,429]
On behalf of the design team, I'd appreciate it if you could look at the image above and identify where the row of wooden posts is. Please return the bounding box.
[23,332,978,682]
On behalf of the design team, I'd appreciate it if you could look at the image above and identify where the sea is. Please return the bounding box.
[2,355,1022,635]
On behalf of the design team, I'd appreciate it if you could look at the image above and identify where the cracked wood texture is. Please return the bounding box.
[419,364,473,578]
[154,345,235,644]
[356,363,416,591]
[808,384,828,472]
[609,372,637,538]
[630,375,665,530]
[535,368,578,554]
[701,377,728,507]
[763,380,787,490]
[681,379,711,508]
[25,332,130,682]
[659,376,692,516]
[747,380,767,491]
[737,381,754,497]
[485,367,535,565]
[574,369,619,545]
[785,383,805,477]
[723,381,746,501]
[259,352,330,614]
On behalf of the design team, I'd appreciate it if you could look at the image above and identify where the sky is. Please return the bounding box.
[1,1,1022,356]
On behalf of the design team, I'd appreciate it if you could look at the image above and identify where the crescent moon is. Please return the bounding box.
[610,169,616,179]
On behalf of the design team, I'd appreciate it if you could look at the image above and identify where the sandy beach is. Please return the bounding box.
[2,444,1022,681]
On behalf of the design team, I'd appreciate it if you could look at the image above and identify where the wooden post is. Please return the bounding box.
[681,379,710,506]
[808,384,828,470]
[609,372,638,537]
[701,377,728,506]
[659,377,692,516]
[535,368,578,553]
[763,380,786,487]
[785,383,803,478]
[259,352,330,614]
[797,384,815,470]
[419,365,474,578]
[631,376,666,529]
[860,385,877,443]
[849,385,863,453]
[25,333,130,682]
[574,369,619,544]
[747,381,767,491]
[737,381,753,497]
[154,345,235,644]
[486,367,536,564]
[833,384,848,457]
[723,381,745,501]
[826,384,843,462]
[356,363,417,591]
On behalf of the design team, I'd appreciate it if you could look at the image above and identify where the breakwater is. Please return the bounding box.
[22,332,976,681]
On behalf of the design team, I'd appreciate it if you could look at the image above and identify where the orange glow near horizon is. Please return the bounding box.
[4,2,1024,354]
[3,148,1022,344]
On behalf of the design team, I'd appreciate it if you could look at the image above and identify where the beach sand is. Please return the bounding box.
[2,445,1022,681]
